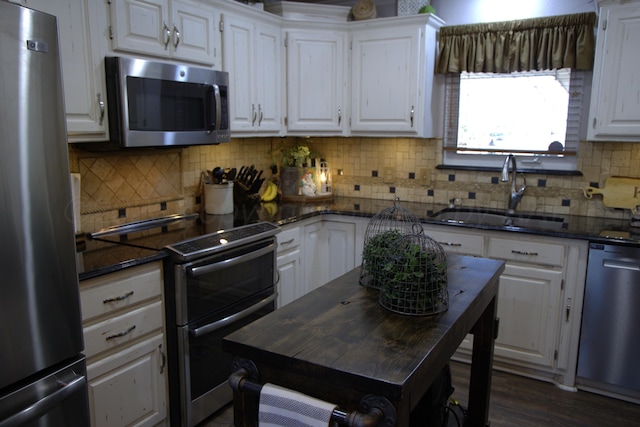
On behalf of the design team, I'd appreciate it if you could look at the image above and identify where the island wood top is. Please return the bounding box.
[223,254,504,423]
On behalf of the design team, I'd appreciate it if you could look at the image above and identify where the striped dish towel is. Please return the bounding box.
[258,383,337,427]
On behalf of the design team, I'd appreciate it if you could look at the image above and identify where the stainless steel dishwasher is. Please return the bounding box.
[576,243,640,402]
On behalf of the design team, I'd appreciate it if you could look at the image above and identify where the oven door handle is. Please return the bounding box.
[189,292,276,338]
[187,242,275,277]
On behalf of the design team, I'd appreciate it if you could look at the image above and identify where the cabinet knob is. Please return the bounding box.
[410,105,414,127]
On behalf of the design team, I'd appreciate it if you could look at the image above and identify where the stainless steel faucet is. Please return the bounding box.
[501,154,527,213]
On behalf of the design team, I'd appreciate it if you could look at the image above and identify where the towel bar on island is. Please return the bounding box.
[228,358,397,427]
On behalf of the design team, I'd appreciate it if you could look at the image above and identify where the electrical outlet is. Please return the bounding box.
[419,168,431,186]
[383,167,396,183]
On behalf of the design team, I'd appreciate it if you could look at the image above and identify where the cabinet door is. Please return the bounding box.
[588,3,640,140]
[254,21,282,133]
[276,247,302,308]
[324,221,356,283]
[303,221,325,294]
[109,0,170,58]
[87,334,167,427]
[28,0,109,141]
[351,25,420,133]
[494,263,563,368]
[222,14,255,131]
[286,29,347,133]
[170,0,218,66]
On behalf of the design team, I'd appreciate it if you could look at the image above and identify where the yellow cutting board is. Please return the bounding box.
[584,176,640,209]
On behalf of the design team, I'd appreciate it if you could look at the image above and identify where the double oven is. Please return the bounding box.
[164,222,279,427]
[89,217,279,427]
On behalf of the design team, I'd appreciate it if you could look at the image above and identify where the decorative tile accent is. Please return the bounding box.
[491,177,499,184]
[469,192,476,199]
[355,184,360,191]
[448,174,455,182]
[372,170,378,177]
[409,172,415,179]
[78,150,182,214]
[562,199,571,207]
[538,179,547,187]
[390,187,396,193]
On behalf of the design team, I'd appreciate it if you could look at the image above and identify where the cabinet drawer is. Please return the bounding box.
[277,226,301,253]
[489,238,564,267]
[80,263,162,323]
[83,301,163,359]
[425,229,484,256]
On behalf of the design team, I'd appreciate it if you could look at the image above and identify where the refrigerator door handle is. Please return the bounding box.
[0,374,86,427]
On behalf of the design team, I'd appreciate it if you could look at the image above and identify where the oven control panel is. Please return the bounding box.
[165,222,280,260]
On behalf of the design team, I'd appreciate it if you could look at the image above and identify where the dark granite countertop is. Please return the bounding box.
[77,196,640,281]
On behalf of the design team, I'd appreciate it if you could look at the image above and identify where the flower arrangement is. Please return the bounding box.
[282,145,313,167]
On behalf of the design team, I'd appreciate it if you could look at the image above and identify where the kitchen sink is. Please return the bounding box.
[429,208,566,230]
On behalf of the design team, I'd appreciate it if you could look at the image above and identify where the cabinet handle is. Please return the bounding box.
[103,290,134,304]
[251,104,257,125]
[410,105,414,127]
[173,24,180,50]
[338,107,342,125]
[280,238,295,246]
[163,22,171,50]
[439,241,462,247]
[105,325,136,341]
[565,298,572,321]
[258,104,263,126]
[97,93,105,126]
[511,250,538,256]
[159,345,166,374]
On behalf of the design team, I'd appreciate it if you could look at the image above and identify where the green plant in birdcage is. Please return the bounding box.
[378,233,448,316]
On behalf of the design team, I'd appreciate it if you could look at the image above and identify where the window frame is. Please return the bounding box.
[441,69,590,173]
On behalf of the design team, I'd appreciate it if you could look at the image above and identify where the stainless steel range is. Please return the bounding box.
[164,222,280,427]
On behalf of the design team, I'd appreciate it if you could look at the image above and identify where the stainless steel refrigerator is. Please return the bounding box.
[0,2,90,426]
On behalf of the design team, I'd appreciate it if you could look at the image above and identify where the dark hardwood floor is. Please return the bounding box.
[448,361,640,427]
[202,361,640,426]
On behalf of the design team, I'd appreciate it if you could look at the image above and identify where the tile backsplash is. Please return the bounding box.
[69,137,640,233]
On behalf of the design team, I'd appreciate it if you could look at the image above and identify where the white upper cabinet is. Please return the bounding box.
[221,11,282,135]
[350,15,444,137]
[108,0,220,67]
[27,0,110,142]
[588,0,640,141]
[285,25,349,135]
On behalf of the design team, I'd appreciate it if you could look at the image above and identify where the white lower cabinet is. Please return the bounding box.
[423,225,588,388]
[277,216,360,306]
[494,264,563,368]
[87,334,167,427]
[276,224,302,308]
[79,262,168,427]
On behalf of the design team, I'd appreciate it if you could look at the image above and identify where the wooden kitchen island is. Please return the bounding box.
[223,254,504,427]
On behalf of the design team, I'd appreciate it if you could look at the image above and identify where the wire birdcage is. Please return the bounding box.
[359,198,424,289]
[378,233,449,316]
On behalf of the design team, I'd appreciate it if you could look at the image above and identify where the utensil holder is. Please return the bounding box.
[205,182,234,215]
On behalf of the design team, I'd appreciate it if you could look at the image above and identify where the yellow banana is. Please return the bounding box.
[261,181,278,202]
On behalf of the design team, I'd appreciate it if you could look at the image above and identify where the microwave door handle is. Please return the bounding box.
[212,83,221,131]
[186,242,276,277]
[189,292,276,338]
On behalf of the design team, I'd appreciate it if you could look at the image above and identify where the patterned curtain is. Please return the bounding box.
[436,12,597,73]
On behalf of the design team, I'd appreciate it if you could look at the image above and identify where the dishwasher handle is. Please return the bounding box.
[603,259,640,271]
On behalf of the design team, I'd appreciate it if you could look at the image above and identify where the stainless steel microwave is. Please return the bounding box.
[105,57,230,147]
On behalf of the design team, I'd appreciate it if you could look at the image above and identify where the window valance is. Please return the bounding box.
[436,12,597,74]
